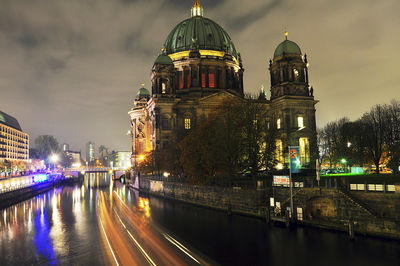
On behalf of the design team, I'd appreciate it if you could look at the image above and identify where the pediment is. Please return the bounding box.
[197,90,243,105]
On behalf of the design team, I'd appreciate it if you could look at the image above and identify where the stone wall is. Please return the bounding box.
[0,182,54,209]
[348,191,400,220]
[0,177,82,210]
[139,177,266,217]
[137,176,400,239]
[268,187,400,239]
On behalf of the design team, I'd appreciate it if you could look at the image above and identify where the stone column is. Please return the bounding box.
[219,66,226,89]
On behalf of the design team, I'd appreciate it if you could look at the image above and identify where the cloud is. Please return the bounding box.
[0,0,399,153]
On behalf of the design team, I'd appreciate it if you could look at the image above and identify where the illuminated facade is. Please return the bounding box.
[66,150,82,167]
[0,111,29,162]
[129,1,318,170]
[269,32,318,168]
[85,141,95,164]
[115,151,131,169]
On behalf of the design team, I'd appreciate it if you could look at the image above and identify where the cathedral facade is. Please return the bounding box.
[128,0,318,171]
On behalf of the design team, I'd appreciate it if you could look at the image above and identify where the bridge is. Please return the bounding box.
[65,167,127,180]
[66,167,126,173]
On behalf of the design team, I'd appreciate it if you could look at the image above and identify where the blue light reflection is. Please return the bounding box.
[33,206,57,265]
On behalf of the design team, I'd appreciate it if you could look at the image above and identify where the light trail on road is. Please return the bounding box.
[163,233,201,264]
[97,187,210,265]
[99,218,119,266]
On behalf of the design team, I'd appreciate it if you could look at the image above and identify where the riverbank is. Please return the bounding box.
[132,176,400,240]
[0,177,82,210]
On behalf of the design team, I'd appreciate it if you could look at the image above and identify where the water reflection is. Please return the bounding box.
[33,206,56,265]
[0,173,111,265]
[0,174,399,265]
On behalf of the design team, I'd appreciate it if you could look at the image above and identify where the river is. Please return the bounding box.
[0,173,399,265]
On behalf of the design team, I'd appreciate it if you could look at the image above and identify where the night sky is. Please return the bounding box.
[1,0,399,153]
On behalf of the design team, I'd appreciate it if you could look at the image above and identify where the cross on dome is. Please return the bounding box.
[191,0,203,17]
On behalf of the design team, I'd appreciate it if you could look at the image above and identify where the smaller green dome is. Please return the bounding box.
[274,39,301,58]
[154,54,173,65]
[137,87,150,96]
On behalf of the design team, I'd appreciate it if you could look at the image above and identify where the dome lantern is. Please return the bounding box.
[191,0,203,17]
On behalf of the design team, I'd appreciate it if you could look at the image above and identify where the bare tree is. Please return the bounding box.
[359,104,388,173]
[318,118,350,168]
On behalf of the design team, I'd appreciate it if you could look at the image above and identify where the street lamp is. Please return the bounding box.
[50,154,59,170]
[341,158,347,173]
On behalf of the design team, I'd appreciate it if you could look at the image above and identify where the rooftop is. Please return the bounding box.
[0,111,23,131]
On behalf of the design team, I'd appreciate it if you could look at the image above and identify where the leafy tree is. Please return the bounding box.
[29,148,41,160]
[179,117,221,185]
[34,135,60,163]
[236,99,277,178]
[179,98,278,186]
[0,160,6,173]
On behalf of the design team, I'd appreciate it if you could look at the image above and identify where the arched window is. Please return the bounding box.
[293,68,299,81]
[299,137,310,164]
[184,118,191,130]
[162,82,166,94]
[208,73,215,88]
[187,73,191,88]
[179,72,184,89]
[201,73,206,88]
[297,116,304,128]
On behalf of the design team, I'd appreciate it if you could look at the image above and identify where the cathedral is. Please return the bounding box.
[128,0,318,171]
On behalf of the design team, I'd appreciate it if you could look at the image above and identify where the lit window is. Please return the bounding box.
[184,118,191,130]
[277,119,281,129]
[299,137,310,164]
[293,68,299,77]
[201,74,206,88]
[179,73,184,89]
[209,73,215,88]
[298,116,304,128]
[187,74,191,88]
[162,83,166,94]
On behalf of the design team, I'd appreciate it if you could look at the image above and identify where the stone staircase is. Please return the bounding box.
[336,187,378,218]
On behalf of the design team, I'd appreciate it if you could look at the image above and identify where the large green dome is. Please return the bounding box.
[163,16,238,58]
[274,39,302,58]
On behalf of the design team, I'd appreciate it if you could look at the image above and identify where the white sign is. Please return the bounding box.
[297,207,303,221]
[150,180,164,193]
[273,175,290,185]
